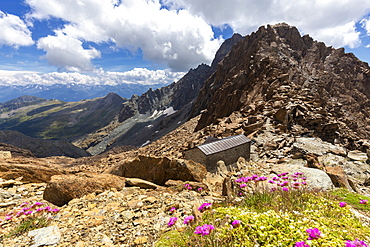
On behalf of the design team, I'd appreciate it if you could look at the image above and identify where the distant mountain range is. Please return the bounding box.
[0,83,167,102]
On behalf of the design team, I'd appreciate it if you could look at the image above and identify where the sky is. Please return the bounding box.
[0,0,370,87]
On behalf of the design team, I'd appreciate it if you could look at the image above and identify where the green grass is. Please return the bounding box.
[331,188,370,211]
[4,216,51,238]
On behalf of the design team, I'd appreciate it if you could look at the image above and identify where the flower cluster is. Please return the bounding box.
[235,172,308,194]
[194,224,215,236]
[268,172,307,190]
[294,228,368,246]
[0,202,60,222]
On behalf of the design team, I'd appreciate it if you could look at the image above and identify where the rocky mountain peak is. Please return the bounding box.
[190,23,370,150]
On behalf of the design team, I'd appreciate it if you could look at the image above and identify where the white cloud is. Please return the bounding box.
[0,11,34,48]
[26,0,222,72]
[37,31,101,72]
[164,0,370,49]
[0,68,184,86]
[309,22,361,49]
[361,17,370,34]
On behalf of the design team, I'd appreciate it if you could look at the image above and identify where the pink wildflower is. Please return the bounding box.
[339,202,347,207]
[167,217,178,227]
[306,228,321,240]
[183,215,195,225]
[282,187,289,192]
[19,202,29,207]
[169,207,176,212]
[345,239,368,247]
[198,203,212,213]
[231,220,241,228]
[239,183,247,188]
[295,241,310,247]
[31,202,44,208]
[359,199,368,205]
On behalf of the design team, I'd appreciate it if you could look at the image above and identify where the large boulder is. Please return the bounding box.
[43,173,126,206]
[104,155,207,185]
[0,163,62,183]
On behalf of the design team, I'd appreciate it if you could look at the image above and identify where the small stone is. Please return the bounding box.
[134,236,148,245]
[28,225,61,247]
[75,241,85,247]
[0,201,17,207]
[348,150,368,161]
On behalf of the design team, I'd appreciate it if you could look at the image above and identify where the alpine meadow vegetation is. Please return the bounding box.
[156,172,370,247]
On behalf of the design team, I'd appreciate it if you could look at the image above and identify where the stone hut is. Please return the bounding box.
[183,135,251,171]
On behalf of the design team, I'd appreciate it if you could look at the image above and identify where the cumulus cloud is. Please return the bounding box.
[164,0,370,48]
[0,11,34,48]
[26,0,222,72]
[0,68,184,86]
[37,31,101,72]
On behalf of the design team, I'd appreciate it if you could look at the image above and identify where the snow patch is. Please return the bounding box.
[141,140,151,147]
[163,107,177,116]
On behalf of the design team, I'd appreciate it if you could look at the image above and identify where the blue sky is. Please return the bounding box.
[0,0,370,86]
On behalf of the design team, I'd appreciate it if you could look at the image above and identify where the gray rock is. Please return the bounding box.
[347,150,368,161]
[293,137,345,156]
[28,225,61,247]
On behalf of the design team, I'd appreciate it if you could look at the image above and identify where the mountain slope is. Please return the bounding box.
[190,23,370,150]
[0,93,125,141]
[0,130,90,158]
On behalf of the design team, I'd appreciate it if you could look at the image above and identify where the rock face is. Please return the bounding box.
[190,23,370,151]
[43,173,126,206]
[0,163,62,183]
[104,156,207,185]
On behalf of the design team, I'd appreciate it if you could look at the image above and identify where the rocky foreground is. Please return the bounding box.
[0,127,370,246]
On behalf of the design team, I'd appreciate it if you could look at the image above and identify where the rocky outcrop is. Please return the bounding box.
[43,173,126,206]
[190,23,370,151]
[0,163,62,183]
[104,156,207,185]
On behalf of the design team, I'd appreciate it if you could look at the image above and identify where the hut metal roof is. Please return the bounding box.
[197,134,251,156]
